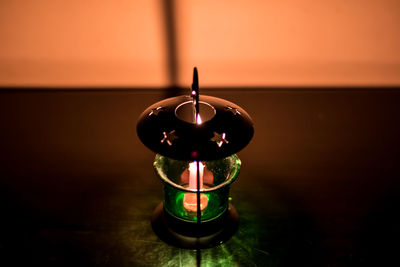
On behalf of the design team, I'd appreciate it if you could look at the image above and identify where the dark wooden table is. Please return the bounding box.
[1,88,399,266]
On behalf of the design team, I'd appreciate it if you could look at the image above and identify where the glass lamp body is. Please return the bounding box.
[153,154,241,223]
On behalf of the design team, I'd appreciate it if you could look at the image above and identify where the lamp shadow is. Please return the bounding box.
[196,247,201,267]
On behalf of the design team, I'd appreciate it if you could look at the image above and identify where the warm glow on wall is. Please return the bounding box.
[176,0,400,86]
[0,0,166,87]
[0,0,399,87]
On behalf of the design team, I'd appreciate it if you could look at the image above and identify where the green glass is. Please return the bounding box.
[154,154,241,222]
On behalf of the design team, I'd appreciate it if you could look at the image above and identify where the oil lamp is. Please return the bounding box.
[137,68,254,248]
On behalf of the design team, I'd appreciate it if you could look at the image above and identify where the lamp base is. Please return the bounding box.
[151,202,239,249]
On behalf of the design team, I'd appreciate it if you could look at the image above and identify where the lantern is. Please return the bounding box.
[137,68,254,248]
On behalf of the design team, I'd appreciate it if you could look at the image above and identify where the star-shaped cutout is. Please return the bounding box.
[149,107,165,116]
[210,132,229,147]
[161,130,178,146]
[226,106,241,115]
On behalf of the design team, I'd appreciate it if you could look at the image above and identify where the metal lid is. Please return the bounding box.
[136,69,254,161]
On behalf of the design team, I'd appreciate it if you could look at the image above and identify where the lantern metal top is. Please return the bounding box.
[136,68,254,161]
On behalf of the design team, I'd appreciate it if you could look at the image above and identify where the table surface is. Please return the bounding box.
[0,88,399,266]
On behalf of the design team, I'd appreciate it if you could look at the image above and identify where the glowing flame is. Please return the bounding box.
[196,114,202,125]
[183,161,209,212]
[188,161,204,188]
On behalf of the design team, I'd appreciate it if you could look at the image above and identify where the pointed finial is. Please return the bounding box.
[192,67,199,94]
[191,67,200,124]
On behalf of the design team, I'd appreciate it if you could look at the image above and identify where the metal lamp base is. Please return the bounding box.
[151,202,239,249]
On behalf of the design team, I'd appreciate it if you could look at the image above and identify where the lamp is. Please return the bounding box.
[137,68,254,248]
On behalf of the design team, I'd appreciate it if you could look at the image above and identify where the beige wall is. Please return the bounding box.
[1,0,399,87]
[0,0,166,87]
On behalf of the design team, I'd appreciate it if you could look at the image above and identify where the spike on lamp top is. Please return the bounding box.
[136,68,254,161]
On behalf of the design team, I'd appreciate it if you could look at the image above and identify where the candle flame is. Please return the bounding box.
[183,161,209,212]
[196,114,202,125]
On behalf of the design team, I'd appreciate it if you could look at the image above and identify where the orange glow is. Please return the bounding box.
[183,193,208,212]
[183,161,209,212]
[1,1,399,86]
[176,0,400,86]
[0,0,166,86]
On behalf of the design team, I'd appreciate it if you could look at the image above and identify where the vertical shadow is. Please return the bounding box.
[161,0,184,97]
[196,247,201,267]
